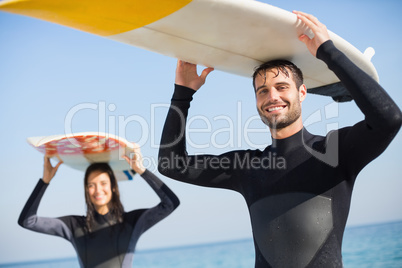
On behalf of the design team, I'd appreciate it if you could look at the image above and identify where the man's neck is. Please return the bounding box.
[270,121,304,140]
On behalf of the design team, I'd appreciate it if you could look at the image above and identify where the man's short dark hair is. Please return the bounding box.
[252,60,304,91]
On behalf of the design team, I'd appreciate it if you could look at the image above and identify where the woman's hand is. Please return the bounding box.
[42,156,63,184]
[124,143,146,175]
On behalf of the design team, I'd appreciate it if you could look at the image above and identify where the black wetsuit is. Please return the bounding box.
[18,170,180,268]
[158,41,401,267]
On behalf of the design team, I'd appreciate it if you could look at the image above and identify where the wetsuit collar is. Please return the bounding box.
[270,128,312,155]
[94,210,114,224]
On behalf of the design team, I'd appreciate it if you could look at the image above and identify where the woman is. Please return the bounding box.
[18,146,180,267]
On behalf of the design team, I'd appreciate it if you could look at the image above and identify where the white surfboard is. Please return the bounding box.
[27,132,137,181]
[0,0,379,102]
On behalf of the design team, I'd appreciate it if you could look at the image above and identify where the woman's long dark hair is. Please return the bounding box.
[84,163,124,232]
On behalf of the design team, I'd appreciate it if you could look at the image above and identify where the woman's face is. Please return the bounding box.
[87,171,113,215]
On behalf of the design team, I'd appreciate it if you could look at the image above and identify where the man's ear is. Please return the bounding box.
[299,84,307,103]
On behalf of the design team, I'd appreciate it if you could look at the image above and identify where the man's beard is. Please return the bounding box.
[258,102,302,130]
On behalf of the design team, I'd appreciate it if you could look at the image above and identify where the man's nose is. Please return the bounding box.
[267,88,280,101]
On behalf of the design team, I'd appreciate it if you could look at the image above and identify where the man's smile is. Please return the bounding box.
[264,104,288,113]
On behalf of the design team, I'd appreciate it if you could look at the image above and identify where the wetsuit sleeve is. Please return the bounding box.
[138,170,180,232]
[18,179,74,241]
[158,85,244,191]
[316,40,402,176]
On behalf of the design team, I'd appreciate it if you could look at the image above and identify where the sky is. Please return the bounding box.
[0,0,401,265]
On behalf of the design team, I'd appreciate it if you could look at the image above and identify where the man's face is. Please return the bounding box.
[254,69,305,130]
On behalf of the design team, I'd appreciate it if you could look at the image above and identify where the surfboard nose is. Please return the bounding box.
[0,0,192,36]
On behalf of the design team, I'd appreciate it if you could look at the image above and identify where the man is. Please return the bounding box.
[158,11,401,267]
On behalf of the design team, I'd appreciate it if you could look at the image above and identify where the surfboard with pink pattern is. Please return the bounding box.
[27,132,136,181]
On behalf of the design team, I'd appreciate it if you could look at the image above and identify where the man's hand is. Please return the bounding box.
[175,60,214,91]
[293,11,330,57]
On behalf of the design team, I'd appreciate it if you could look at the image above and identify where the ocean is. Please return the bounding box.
[2,221,402,268]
